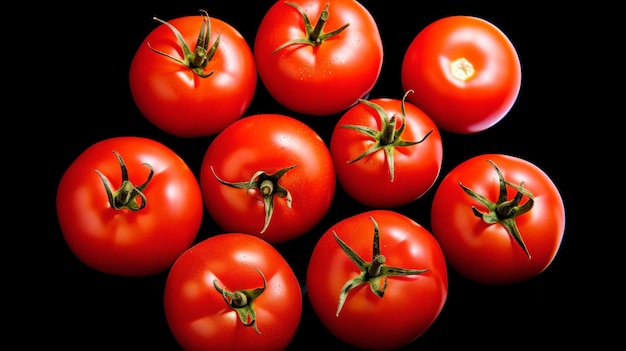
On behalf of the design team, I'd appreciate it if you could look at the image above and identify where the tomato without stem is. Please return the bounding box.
[306,210,448,350]
[254,0,383,116]
[56,136,203,277]
[430,154,565,284]
[164,233,302,351]
[401,15,521,134]
[330,90,443,207]
[199,113,336,244]
[130,10,257,137]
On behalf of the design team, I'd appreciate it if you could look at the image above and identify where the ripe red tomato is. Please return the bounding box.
[164,233,302,351]
[254,0,383,116]
[199,113,336,244]
[401,15,521,134]
[329,90,443,207]
[306,210,448,350]
[430,154,565,285]
[56,136,203,277]
[129,10,257,137]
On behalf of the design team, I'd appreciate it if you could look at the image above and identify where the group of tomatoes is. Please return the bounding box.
[56,1,566,350]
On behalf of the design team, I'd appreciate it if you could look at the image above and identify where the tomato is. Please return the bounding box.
[401,15,521,134]
[129,10,257,137]
[164,233,302,351]
[199,113,336,244]
[329,90,442,208]
[56,136,203,277]
[254,0,383,116]
[306,210,448,350]
[430,154,565,285]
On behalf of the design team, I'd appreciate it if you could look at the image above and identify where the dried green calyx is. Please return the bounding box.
[94,150,153,212]
[333,216,429,316]
[213,267,267,334]
[340,89,433,182]
[148,9,220,78]
[459,159,535,259]
[210,165,298,234]
[273,1,349,54]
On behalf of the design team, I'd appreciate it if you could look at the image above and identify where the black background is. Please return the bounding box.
[29,1,612,349]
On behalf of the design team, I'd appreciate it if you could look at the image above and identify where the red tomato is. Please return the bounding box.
[430,154,565,285]
[199,113,336,244]
[164,233,302,351]
[306,210,448,350]
[254,0,383,116]
[129,10,257,137]
[56,136,203,277]
[401,15,521,134]
[330,90,443,207]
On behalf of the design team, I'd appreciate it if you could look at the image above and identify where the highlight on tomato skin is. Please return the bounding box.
[430,153,566,285]
[401,15,522,134]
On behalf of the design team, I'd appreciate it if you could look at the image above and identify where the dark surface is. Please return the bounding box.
[30,1,610,349]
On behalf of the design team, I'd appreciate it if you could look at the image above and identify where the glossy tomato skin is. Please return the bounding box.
[56,136,203,277]
[401,16,521,134]
[330,97,443,207]
[306,210,448,350]
[130,14,256,137]
[164,233,302,351]
[254,0,383,116]
[431,154,565,285]
[200,113,336,244]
